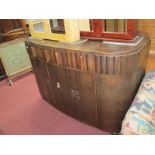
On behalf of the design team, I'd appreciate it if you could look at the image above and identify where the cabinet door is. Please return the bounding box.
[47,64,71,111]
[47,63,97,125]
[26,44,56,104]
[96,73,137,132]
[31,58,51,102]
[73,70,97,125]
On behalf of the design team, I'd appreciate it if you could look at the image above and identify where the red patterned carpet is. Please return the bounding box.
[0,73,109,135]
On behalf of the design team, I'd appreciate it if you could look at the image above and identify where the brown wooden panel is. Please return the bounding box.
[81,53,87,70]
[114,56,121,74]
[77,71,97,125]
[31,47,37,58]
[47,64,69,110]
[61,51,67,67]
[67,69,97,125]
[107,56,114,75]
[67,69,81,116]
[75,52,81,69]
[50,49,56,64]
[47,64,97,125]
[66,51,72,67]
[44,49,52,63]
[86,54,94,72]
[26,44,54,103]
[0,20,13,33]
[32,58,51,102]
[96,73,139,132]
[70,52,76,68]
[138,19,155,51]
[120,55,128,74]
[100,56,106,74]
[95,55,101,73]
[0,19,23,32]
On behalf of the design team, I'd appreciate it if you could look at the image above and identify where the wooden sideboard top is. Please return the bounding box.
[26,35,150,55]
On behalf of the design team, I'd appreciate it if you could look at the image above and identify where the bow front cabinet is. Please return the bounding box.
[25,34,150,133]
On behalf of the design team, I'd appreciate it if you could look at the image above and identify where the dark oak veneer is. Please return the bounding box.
[26,34,150,133]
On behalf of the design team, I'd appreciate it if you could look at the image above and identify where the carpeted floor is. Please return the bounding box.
[0,73,109,135]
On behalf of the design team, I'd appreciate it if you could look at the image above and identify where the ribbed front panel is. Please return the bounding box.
[27,42,150,75]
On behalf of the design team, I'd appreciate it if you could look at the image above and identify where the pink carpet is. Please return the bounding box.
[0,73,110,135]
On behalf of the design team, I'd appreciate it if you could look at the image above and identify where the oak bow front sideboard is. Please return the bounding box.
[25,35,150,133]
